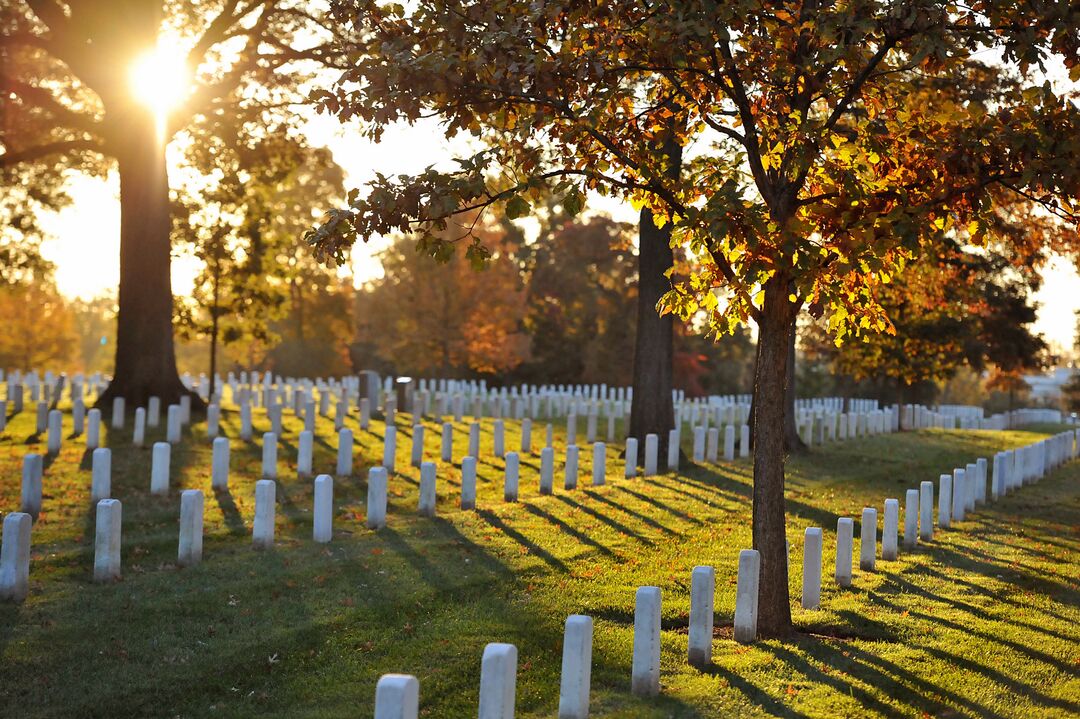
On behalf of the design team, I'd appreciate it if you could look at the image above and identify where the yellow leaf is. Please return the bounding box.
[868,152,881,164]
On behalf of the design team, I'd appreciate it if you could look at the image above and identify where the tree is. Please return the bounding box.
[0,265,76,372]
[174,118,346,395]
[309,2,1080,636]
[1,1,349,407]
[355,224,530,378]
[510,214,639,387]
[803,239,1050,410]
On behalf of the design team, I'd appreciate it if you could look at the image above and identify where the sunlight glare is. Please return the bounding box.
[130,41,191,133]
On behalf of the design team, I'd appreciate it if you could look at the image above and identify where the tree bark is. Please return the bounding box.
[752,277,797,637]
[629,139,682,460]
[97,110,196,410]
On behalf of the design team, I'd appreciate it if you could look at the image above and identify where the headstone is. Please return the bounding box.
[965,462,977,512]
[920,480,934,540]
[441,422,453,462]
[740,424,750,458]
[411,424,425,467]
[133,407,146,447]
[86,408,101,449]
[688,566,715,667]
[207,404,220,438]
[46,409,62,454]
[313,474,333,543]
[151,442,171,496]
[724,425,736,461]
[504,452,520,502]
[692,426,706,463]
[93,499,122,582]
[564,445,579,490]
[262,432,278,479]
[91,447,112,503]
[938,474,952,529]
[975,457,988,505]
[0,512,32,602]
[951,468,965,523]
[624,437,638,478]
[630,586,661,696]
[558,615,593,719]
[478,643,517,719]
[592,442,606,485]
[72,399,84,436]
[904,489,919,549]
[298,430,314,477]
[166,404,182,444]
[835,517,854,587]
[178,489,204,567]
[418,461,436,517]
[802,527,823,609]
[643,434,658,476]
[667,429,679,471]
[882,499,899,561]
[706,427,719,463]
[360,398,371,429]
[539,447,554,495]
[860,507,877,571]
[35,401,47,434]
[461,456,478,510]
[252,479,276,548]
[212,437,230,490]
[383,426,397,472]
[521,417,533,454]
[240,402,253,440]
[179,395,191,425]
[734,549,761,643]
[20,454,43,519]
[112,397,125,429]
[336,428,353,476]
[468,422,480,459]
[374,674,419,719]
[367,467,388,529]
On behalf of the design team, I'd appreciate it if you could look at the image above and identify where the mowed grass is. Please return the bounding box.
[0,404,1078,718]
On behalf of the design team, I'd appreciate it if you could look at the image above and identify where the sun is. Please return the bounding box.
[130,41,191,130]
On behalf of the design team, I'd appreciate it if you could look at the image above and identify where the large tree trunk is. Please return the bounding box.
[629,139,682,460]
[97,110,195,410]
[751,277,797,638]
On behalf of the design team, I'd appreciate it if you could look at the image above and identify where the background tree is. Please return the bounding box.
[1,0,350,406]
[803,239,1050,413]
[354,222,530,378]
[173,118,346,395]
[310,1,1080,636]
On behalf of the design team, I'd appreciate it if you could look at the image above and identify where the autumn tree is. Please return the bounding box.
[355,224,530,378]
[174,116,346,395]
[309,2,1080,635]
[804,239,1050,410]
[1,1,351,407]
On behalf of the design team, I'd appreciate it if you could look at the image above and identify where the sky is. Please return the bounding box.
[33,48,1080,359]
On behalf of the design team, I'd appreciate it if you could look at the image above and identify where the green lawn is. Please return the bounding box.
[0,404,1077,718]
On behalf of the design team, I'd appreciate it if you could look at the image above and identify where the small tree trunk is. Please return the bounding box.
[98,111,198,411]
[752,278,796,638]
[629,138,681,459]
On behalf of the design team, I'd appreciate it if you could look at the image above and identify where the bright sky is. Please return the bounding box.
[32,43,1080,357]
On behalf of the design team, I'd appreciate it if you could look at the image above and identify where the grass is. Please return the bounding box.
[0,403,1078,718]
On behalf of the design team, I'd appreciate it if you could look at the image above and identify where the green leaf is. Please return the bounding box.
[505,195,530,219]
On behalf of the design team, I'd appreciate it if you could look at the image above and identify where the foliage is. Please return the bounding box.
[0,279,76,371]
[355,218,530,378]
[308,1,1080,345]
[173,119,348,376]
[802,239,1050,397]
